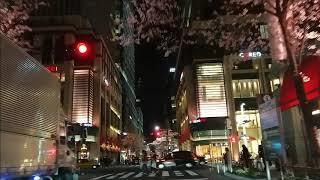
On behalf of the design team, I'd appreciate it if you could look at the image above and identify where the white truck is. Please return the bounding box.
[0,33,70,179]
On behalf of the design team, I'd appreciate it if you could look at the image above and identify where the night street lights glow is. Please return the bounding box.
[169,67,176,72]
[77,43,88,54]
[155,125,160,131]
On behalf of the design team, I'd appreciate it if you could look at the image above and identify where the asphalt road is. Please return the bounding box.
[79,165,233,180]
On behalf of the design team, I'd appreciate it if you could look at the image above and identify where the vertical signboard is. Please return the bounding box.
[195,63,228,118]
[72,69,94,125]
[258,95,281,160]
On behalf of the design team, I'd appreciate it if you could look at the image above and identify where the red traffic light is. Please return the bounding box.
[77,42,88,54]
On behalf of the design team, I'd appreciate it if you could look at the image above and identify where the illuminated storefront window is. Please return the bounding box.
[270,78,280,92]
[235,110,262,155]
[196,63,227,117]
[232,79,260,98]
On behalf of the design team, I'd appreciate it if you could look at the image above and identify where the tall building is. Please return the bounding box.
[175,0,272,160]
[29,0,123,162]
[115,0,144,148]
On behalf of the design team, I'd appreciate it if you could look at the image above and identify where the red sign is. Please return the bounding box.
[45,65,58,72]
[280,56,320,111]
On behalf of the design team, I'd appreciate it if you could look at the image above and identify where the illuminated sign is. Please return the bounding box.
[196,63,228,117]
[239,52,262,58]
[45,65,58,72]
[189,118,206,124]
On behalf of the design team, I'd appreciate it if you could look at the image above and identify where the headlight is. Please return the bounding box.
[33,175,41,180]
[92,165,97,169]
[158,164,164,169]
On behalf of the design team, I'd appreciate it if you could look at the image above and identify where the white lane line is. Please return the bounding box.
[134,172,143,178]
[106,172,125,179]
[174,170,184,176]
[185,170,199,176]
[162,171,169,177]
[179,178,208,180]
[90,174,112,180]
[148,172,156,177]
[119,172,135,179]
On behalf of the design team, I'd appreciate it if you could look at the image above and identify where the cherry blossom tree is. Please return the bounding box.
[0,0,46,47]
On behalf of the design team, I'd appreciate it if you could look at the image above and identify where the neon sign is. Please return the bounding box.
[45,65,58,72]
[239,52,262,58]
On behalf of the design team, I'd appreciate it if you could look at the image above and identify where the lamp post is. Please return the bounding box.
[240,103,248,147]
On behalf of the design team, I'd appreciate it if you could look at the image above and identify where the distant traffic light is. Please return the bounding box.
[71,35,96,65]
[156,132,160,137]
[77,42,88,54]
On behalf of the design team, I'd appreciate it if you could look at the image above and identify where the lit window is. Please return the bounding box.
[169,67,176,72]
[60,73,65,82]
[259,25,269,39]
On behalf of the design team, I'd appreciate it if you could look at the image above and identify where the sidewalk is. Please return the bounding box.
[205,163,282,180]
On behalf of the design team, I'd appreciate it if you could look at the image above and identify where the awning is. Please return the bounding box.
[280,56,320,111]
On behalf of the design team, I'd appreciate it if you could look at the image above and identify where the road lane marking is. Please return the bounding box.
[90,174,112,180]
[185,170,198,176]
[162,171,169,176]
[180,178,208,180]
[148,172,156,177]
[106,172,125,179]
[119,172,135,179]
[174,170,184,176]
[133,172,143,178]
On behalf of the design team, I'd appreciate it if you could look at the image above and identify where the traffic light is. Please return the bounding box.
[70,35,96,65]
[76,42,88,54]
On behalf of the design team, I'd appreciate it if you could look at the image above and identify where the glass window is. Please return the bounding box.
[232,79,260,98]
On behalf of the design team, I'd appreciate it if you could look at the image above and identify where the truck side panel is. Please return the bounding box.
[0,33,60,177]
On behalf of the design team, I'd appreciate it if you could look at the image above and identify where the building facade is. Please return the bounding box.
[115,0,144,148]
[175,54,276,160]
[29,1,123,162]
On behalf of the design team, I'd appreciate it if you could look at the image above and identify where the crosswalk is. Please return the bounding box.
[90,170,200,179]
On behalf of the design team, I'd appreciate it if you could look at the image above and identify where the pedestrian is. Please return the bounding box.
[223,147,232,171]
[58,150,76,180]
[141,150,149,174]
[258,145,266,171]
[150,151,157,173]
[241,145,251,168]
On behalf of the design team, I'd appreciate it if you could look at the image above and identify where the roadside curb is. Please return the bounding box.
[224,172,267,180]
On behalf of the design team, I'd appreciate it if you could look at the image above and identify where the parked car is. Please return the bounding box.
[158,151,198,169]
[197,156,208,165]
[130,157,140,165]
[78,159,100,170]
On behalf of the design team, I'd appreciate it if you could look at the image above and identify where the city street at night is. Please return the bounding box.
[78,165,230,180]
[0,0,320,179]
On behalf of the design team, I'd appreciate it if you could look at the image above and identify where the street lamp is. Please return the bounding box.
[155,125,160,131]
[240,103,248,147]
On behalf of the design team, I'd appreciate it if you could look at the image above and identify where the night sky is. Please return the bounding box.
[135,43,175,137]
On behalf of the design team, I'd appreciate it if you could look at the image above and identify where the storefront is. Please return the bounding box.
[279,56,320,164]
[195,141,228,162]
[235,109,262,157]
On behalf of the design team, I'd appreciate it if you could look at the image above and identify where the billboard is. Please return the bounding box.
[258,95,282,160]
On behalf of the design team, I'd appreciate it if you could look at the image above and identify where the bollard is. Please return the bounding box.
[223,165,226,174]
[217,164,220,174]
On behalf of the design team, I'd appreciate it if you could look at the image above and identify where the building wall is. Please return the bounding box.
[29,14,122,161]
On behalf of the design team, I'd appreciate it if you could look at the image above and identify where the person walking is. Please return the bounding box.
[241,145,251,168]
[141,150,149,174]
[258,145,266,171]
[223,147,232,171]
